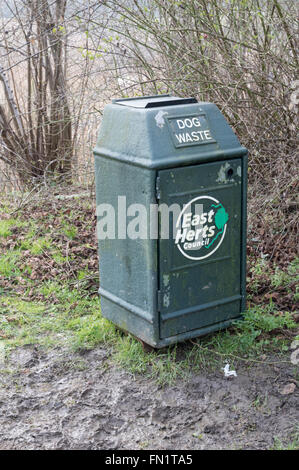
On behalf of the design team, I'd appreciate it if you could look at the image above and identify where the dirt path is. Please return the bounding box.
[0,345,298,450]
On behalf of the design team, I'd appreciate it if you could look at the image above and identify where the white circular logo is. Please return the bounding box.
[175,195,229,260]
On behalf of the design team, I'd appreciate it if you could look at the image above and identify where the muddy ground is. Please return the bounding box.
[0,345,298,450]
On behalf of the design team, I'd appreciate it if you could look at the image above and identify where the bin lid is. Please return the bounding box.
[113,94,197,108]
[95,94,247,169]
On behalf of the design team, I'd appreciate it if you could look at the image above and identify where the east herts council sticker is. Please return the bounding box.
[175,196,229,261]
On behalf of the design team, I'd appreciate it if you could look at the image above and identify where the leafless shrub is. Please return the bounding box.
[0,0,113,188]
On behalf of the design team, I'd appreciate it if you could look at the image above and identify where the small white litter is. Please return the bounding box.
[222,363,237,378]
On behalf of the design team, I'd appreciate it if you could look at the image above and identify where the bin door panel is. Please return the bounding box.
[158,159,243,339]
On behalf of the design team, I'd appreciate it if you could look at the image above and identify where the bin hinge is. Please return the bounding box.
[155,176,161,200]
[157,290,163,312]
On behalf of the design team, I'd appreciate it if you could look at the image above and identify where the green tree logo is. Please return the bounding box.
[215,206,229,230]
[205,203,229,250]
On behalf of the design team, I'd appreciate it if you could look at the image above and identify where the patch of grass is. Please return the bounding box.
[51,251,68,265]
[0,251,23,278]
[38,281,99,316]
[190,304,297,365]
[0,297,51,347]
[77,269,89,280]
[30,237,52,255]
[61,223,78,240]
[68,312,118,349]
[248,258,269,294]
[244,303,296,333]
[271,427,299,450]
[0,219,18,238]
[111,338,190,385]
[149,346,190,385]
[288,257,299,276]
[114,336,154,375]
[271,258,299,289]
[0,286,102,350]
[248,256,298,299]
[17,221,53,255]
[1,218,53,257]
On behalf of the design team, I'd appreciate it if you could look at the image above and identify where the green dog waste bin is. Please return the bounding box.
[94,94,247,348]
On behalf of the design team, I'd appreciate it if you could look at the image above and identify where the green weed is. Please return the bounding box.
[271,260,299,289]
[271,426,299,450]
[0,219,17,238]
[0,287,101,349]
[68,312,117,349]
[114,336,153,375]
[61,224,78,240]
[248,257,298,297]
[191,304,297,363]
[0,251,22,278]
[30,238,52,255]
[51,251,68,265]
[150,346,190,385]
